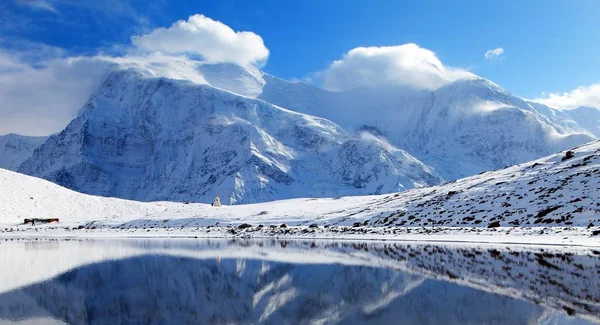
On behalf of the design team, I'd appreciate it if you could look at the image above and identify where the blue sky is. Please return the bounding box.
[3,0,599,97]
[1,0,599,135]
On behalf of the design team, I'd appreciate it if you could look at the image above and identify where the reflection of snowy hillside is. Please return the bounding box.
[0,256,546,325]
[0,239,597,324]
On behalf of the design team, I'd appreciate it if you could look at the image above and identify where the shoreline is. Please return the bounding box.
[2,225,599,248]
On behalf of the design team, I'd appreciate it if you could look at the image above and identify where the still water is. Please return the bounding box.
[0,238,598,325]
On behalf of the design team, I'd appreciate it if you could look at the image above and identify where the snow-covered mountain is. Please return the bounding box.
[0,133,47,171]
[258,73,595,179]
[19,69,441,204]
[10,62,599,203]
[193,63,597,179]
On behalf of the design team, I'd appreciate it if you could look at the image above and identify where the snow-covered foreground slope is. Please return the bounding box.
[0,167,169,222]
[18,69,441,204]
[2,140,600,244]
[0,134,47,171]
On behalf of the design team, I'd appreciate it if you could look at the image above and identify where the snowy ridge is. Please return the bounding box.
[18,69,441,204]
[527,102,600,138]
[260,74,595,180]
[197,63,266,98]
[0,134,47,171]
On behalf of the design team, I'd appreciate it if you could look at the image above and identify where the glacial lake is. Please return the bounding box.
[0,238,598,325]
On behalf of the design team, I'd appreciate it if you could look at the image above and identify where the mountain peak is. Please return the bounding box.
[197,63,266,98]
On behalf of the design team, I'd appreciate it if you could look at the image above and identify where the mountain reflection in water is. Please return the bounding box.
[0,238,597,325]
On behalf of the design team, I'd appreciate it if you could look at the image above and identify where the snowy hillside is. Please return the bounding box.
[0,134,47,171]
[18,69,441,204]
[3,140,600,242]
[0,167,169,222]
[360,139,600,229]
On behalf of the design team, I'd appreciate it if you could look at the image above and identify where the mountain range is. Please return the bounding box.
[3,62,599,204]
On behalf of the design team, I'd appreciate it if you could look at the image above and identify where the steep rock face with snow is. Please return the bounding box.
[0,134,47,171]
[259,75,595,179]
[19,69,441,204]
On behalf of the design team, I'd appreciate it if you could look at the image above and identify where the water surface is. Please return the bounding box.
[0,238,598,324]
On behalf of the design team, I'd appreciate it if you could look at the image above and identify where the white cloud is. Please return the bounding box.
[533,83,600,109]
[0,51,113,136]
[14,0,58,13]
[131,14,269,67]
[0,59,102,136]
[0,13,271,136]
[98,52,208,85]
[484,47,504,60]
[320,44,475,92]
[0,50,214,136]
